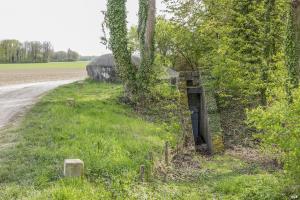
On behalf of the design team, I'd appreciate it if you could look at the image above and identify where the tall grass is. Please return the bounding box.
[0,81,174,198]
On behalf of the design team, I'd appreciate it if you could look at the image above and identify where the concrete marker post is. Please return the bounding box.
[64,159,84,177]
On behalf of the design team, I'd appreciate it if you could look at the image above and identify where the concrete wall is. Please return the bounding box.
[178,71,224,154]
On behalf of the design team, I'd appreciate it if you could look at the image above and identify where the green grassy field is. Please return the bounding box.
[0,81,292,199]
[0,61,88,70]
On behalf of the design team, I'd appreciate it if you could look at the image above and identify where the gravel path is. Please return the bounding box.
[0,80,77,129]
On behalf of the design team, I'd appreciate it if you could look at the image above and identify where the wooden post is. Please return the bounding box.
[140,165,145,182]
[97,141,100,152]
[148,152,153,178]
[149,152,153,162]
[163,171,167,183]
[165,141,169,166]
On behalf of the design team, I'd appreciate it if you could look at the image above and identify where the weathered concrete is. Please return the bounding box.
[86,54,140,82]
[178,71,224,154]
[64,159,84,177]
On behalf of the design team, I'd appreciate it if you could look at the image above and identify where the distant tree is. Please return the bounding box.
[42,42,53,62]
[79,56,97,61]
[50,49,79,62]
[67,49,79,61]
[0,39,81,63]
[51,51,68,62]
[28,41,43,63]
[0,40,22,63]
[23,41,32,62]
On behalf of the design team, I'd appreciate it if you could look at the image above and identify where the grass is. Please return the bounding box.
[0,61,88,70]
[0,80,293,199]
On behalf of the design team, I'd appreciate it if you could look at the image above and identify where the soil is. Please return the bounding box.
[0,68,86,86]
[226,146,282,171]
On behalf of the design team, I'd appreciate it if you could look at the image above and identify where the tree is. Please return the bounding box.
[137,0,156,99]
[51,51,67,62]
[42,42,53,62]
[106,0,156,102]
[67,49,79,61]
[28,41,43,63]
[285,0,300,102]
[0,40,22,63]
[0,40,81,63]
[107,0,136,100]
[247,0,300,184]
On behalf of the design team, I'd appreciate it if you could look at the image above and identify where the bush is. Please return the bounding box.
[247,89,300,184]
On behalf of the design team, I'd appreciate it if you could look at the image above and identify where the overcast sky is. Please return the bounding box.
[0,0,165,56]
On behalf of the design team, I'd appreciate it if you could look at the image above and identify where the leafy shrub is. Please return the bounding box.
[247,89,300,184]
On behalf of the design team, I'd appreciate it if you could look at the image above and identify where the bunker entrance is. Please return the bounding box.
[186,80,210,152]
[178,71,221,154]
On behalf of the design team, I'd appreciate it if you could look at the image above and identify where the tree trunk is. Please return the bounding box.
[107,0,137,101]
[137,0,156,100]
[144,0,156,59]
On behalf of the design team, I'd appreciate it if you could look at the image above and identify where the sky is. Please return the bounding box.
[0,0,165,56]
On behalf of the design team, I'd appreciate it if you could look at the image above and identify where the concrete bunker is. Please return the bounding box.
[87,54,178,84]
[86,54,140,83]
[178,71,223,154]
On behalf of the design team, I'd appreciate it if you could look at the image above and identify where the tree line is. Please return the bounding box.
[0,39,80,63]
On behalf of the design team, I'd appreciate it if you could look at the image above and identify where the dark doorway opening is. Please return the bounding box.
[187,80,194,87]
[187,86,207,150]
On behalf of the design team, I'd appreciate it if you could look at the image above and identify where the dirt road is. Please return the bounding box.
[0,80,78,129]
